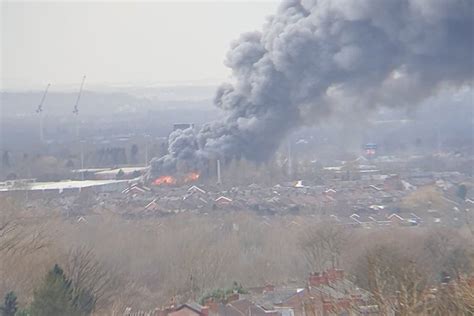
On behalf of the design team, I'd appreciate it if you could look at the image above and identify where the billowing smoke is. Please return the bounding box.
[151,0,473,175]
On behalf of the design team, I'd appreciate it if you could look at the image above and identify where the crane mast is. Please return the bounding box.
[36,83,50,114]
[73,75,86,139]
[73,75,86,115]
[37,83,51,143]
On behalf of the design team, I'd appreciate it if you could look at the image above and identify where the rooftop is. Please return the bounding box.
[0,179,130,192]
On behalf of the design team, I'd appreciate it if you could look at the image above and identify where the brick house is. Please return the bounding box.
[308,269,378,315]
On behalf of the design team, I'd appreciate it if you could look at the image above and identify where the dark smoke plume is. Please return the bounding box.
[151,0,473,175]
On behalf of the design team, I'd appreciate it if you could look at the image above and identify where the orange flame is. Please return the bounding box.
[153,175,177,185]
[184,172,200,183]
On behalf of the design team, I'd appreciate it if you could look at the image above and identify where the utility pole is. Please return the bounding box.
[80,140,85,181]
[436,102,442,155]
[288,139,293,179]
[217,159,222,185]
[144,134,150,166]
[145,143,149,166]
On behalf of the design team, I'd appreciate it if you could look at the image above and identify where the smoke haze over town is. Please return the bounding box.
[0,1,473,315]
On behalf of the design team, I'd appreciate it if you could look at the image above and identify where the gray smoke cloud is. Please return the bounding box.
[151,0,473,176]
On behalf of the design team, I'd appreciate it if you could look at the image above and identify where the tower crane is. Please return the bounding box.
[73,75,86,139]
[73,75,86,115]
[36,83,51,142]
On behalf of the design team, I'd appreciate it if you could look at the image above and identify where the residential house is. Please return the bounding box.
[168,303,209,316]
[254,287,313,316]
[210,298,281,316]
[188,185,207,195]
[308,269,378,315]
[215,196,233,204]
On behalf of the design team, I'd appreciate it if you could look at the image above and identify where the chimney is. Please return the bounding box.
[467,276,474,287]
[217,160,222,185]
[337,298,351,309]
[309,272,329,287]
[325,269,336,283]
[205,301,219,314]
[225,293,240,303]
[322,300,335,314]
[201,306,209,316]
[263,284,275,293]
[157,308,171,316]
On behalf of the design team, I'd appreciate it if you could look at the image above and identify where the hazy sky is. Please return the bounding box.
[1,0,278,90]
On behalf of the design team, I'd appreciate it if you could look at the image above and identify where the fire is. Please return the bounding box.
[153,172,200,186]
[184,172,200,183]
[153,175,177,186]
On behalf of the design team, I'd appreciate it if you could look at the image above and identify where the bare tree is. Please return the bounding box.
[464,205,474,238]
[359,244,429,316]
[423,277,474,315]
[459,279,474,313]
[65,246,122,312]
[0,197,48,255]
[299,223,350,272]
[422,229,473,281]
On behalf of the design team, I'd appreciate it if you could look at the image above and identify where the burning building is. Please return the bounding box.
[152,171,200,187]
